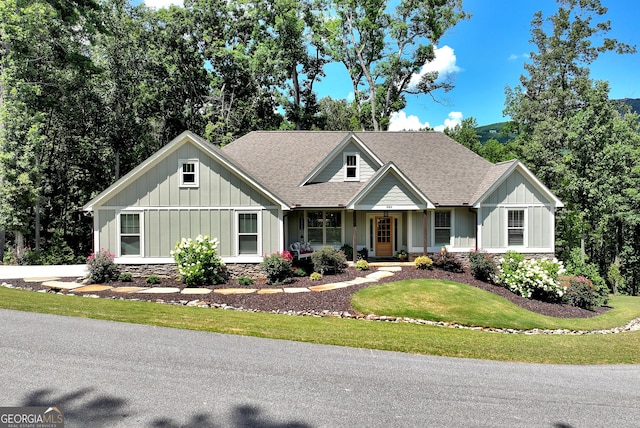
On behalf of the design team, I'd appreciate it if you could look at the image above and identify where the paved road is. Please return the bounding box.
[1,309,639,427]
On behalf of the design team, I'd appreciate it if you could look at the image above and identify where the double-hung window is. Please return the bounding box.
[507,209,525,246]
[238,212,259,255]
[120,212,141,256]
[179,159,199,187]
[344,153,360,181]
[434,211,451,247]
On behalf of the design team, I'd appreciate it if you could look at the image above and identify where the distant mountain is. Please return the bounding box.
[476,98,640,144]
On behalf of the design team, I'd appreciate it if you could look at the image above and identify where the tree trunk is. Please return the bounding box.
[0,230,5,262]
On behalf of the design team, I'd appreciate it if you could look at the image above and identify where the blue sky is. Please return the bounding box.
[143,0,640,129]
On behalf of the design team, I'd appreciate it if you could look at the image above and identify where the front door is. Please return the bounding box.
[375,216,393,257]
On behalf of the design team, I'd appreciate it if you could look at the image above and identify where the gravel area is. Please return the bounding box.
[8,266,607,319]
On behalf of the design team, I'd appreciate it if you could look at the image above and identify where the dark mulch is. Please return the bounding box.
[8,266,607,319]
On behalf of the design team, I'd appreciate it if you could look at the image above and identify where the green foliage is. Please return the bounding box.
[468,251,497,282]
[311,247,347,274]
[564,248,609,306]
[118,272,133,282]
[171,235,226,287]
[146,275,161,285]
[414,255,433,270]
[496,253,566,303]
[237,276,254,286]
[432,250,464,273]
[339,243,353,260]
[607,257,624,295]
[562,276,599,310]
[355,259,370,271]
[260,251,294,285]
[309,272,322,281]
[292,267,307,277]
[357,247,369,261]
[86,249,119,284]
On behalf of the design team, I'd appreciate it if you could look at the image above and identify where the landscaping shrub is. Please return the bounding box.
[355,259,370,271]
[468,251,496,282]
[171,235,226,287]
[237,276,254,286]
[496,252,566,302]
[414,255,433,270]
[310,272,322,281]
[564,248,609,307]
[261,251,294,285]
[118,272,133,282]
[292,267,307,277]
[432,249,464,273]
[311,247,347,274]
[146,275,161,284]
[87,249,119,283]
[562,276,598,310]
[339,243,353,260]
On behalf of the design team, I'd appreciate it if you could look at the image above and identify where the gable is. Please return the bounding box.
[84,131,289,211]
[309,141,379,183]
[484,170,551,205]
[348,163,434,210]
[100,142,274,208]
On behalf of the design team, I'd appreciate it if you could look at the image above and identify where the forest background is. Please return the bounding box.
[1,0,640,295]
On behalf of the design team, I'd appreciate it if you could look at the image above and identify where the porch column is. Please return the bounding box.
[423,210,428,255]
[352,210,357,262]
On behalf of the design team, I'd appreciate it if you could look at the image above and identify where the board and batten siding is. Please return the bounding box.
[453,207,476,249]
[102,142,273,208]
[355,173,424,209]
[479,169,554,252]
[313,141,378,183]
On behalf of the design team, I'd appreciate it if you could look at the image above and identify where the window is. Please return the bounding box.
[344,153,359,181]
[434,211,451,247]
[120,213,141,256]
[307,211,342,247]
[508,210,525,246]
[179,159,199,187]
[238,212,259,255]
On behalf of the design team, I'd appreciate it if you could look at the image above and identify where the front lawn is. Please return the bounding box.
[1,286,639,364]
[351,279,640,331]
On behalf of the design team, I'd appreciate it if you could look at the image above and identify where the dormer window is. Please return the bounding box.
[344,153,360,181]
[179,159,199,188]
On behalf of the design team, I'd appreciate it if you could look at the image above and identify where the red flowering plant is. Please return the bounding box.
[86,248,119,283]
[260,251,294,285]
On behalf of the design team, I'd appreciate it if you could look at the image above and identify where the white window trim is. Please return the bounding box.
[343,152,360,182]
[506,207,527,248]
[179,159,199,188]
[432,209,453,248]
[304,210,344,248]
[117,211,144,257]
[236,211,261,256]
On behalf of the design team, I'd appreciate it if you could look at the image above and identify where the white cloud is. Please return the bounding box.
[388,110,463,132]
[346,91,355,102]
[144,0,183,9]
[433,111,463,132]
[509,53,530,61]
[409,45,460,88]
[388,111,430,131]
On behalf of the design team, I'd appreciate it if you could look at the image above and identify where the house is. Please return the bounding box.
[82,130,563,268]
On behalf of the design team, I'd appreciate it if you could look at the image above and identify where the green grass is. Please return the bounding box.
[351,279,640,331]
[0,286,639,364]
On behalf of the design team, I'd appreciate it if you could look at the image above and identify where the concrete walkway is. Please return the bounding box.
[1,265,402,295]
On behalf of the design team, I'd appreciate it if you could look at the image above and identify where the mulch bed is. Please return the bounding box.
[8,266,608,319]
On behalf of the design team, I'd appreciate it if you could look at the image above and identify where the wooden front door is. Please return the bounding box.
[375,216,393,257]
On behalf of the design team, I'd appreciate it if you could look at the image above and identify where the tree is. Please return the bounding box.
[504,0,639,293]
[321,0,467,131]
[444,117,479,150]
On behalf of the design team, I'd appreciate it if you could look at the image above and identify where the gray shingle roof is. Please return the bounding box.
[221,131,501,207]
